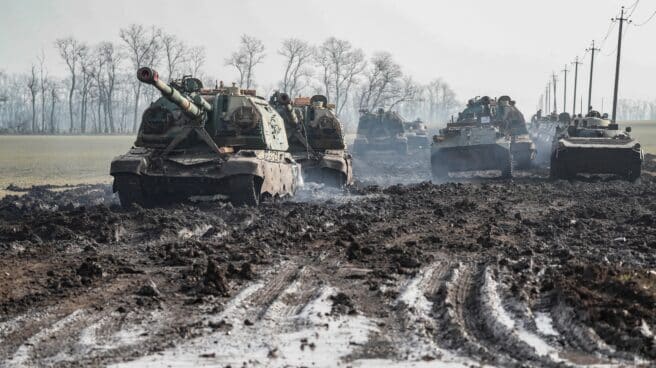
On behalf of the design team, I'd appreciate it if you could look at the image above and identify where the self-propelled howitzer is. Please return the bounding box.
[110,68,300,207]
[271,92,353,186]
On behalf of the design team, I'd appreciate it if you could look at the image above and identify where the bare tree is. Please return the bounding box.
[358,52,401,110]
[98,42,121,133]
[316,37,366,115]
[49,82,59,133]
[225,35,265,88]
[27,65,38,132]
[388,76,418,109]
[78,47,94,133]
[37,51,48,132]
[90,44,107,133]
[55,37,86,132]
[186,46,206,76]
[279,38,314,97]
[161,33,186,81]
[120,24,161,132]
[225,51,247,87]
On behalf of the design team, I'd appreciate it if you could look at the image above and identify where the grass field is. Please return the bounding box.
[0,135,134,197]
[623,120,656,153]
[0,121,654,197]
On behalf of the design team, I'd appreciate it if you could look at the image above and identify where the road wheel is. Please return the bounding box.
[626,163,642,182]
[229,175,260,207]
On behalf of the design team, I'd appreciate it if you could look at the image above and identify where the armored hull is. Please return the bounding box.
[431,124,512,179]
[403,119,430,149]
[292,150,353,187]
[111,148,299,206]
[551,137,642,180]
[353,110,408,155]
[405,133,429,149]
[431,95,534,180]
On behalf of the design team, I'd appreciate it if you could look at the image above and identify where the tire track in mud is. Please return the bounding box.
[389,260,479,366]
[113,260,378,367]
[428,261,570,367]
[1,273,187,367]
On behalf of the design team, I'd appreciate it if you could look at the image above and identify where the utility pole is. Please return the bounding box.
[561,65,569,113]
[611,6,631,123]
[571,57,582,116]
[546,82,551,113]
[586,40,600,111]
[552,73,558,113]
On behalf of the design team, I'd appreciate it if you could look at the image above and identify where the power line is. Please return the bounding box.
[627,0,640,18]
[599,20,616,50]
[602,24,630,56]
[634,7,656,26]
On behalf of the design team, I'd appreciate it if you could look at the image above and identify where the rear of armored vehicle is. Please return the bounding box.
[403,119,430,149]
[294,95,353,186]
[431,123,512,179]
[551,116,642,180]
[353,111,408,155]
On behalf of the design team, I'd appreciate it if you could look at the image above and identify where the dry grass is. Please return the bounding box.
[0,135,134,197]
[621,120,656,153]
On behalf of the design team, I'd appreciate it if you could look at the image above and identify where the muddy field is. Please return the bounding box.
[1,151,656,367]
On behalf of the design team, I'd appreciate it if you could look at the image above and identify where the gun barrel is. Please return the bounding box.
[137,67,211,117]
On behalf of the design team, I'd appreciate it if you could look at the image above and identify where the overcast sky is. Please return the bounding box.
[1,0,654,115]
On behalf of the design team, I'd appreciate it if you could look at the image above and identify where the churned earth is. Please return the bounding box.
[1,151,656,367]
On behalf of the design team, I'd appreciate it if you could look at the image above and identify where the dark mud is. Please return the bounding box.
[1,153,656,367]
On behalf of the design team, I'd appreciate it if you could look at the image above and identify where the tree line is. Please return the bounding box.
[0,24,461,134]
[617,99,656,121]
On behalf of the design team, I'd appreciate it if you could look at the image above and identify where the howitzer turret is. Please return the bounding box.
[137,67,211,118]
[136,67,221,155]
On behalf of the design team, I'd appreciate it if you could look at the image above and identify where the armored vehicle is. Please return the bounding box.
[501,99,536,169]
[270,93,353,187]
[550,110,642,181]
[352,109,408,155]
[110,67,300,207]
[431,96,535,180]
[403,118,430,149]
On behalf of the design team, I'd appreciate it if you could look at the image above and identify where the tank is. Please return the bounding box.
[352,109,408,155]
[430,96,535,180]
[110,67,300,207]
[550,110,643,181]
[403,118,430,149]
[270,93,353,187]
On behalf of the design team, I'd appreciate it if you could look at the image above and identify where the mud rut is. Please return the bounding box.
[2,152,656,367]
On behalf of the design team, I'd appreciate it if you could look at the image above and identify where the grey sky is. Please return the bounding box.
[1,0,654,114]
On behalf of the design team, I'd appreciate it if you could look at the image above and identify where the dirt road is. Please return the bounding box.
[1,152,656,367]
